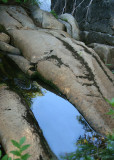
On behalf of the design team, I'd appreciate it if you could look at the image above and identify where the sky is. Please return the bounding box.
[38,0,51,11]
[31,88,86,159]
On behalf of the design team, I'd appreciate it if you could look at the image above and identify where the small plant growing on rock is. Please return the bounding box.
[50,10,58,19]
[106,98,114,119]
[0,137,31,160]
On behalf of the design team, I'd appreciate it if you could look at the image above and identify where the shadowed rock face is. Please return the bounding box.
[0,4,114,159]
[51,0,114,45]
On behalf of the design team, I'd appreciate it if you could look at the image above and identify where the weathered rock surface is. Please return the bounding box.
[0,86,56,160]
[51,0,114,45]
[58,19,72,37]
[0,32,10,43]
[0,5,114,158]
[0,5,36,30]
[88,43,114,67]
[80,31,114,46]
[30,6,65,30]
[8,28,114,135]
[0,41,21,55]
[58,13,80,40]
[8,54,33,74]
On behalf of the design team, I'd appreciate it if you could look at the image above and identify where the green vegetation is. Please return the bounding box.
[60,18,68,22]
[62,98,114,160]
[1,0,38,5]
[0,137,30,160]
[106,98,114,119]
[50,10,58,19]
[0,53,44,107]
[62,133,114,160]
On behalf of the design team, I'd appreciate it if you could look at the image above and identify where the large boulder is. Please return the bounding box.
[0,5,114,157]
[0,86,56,160]
[30,6,65,30]
[51,0,114,45]
[8,28,114,135]
[88,43,114,67]
[80,30,114,46]
[0,5,36,30]
[58,13,80,40]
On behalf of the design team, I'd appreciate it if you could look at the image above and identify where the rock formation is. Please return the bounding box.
[0,86,56,160]
[0,4,114,160]
[51,0,114,42]
[51,0,114,63]
[58,13,80,40]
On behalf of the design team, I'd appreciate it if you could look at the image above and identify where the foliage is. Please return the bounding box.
[105,98,114,107]
[62,98,114,160]
[62,132,114,160]
[1,0,38,5]
[50,10,58,19]
[0,137,31,160]
[60,18,68,22]
[0,53,44,107]
[106,98,114,119]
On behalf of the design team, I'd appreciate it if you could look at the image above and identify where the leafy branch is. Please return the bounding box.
[0,137,31,160]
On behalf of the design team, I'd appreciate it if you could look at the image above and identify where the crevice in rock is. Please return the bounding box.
[82,83,94,86]
[83,46,113,83]
[46,55,63,67]
[56,37,104,98]
[72,39,113,83]
[76,75,90,79]
[86,94,101,97]
[6,10,23,27]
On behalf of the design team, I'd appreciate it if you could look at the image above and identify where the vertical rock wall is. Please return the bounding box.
[51,0,114,45]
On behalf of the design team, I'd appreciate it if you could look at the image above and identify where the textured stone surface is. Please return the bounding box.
[0,5,36,30]
[0,86,56,160]
[58,13,80,40]
[0,5,114,157]
[0,32,10,43]
[8,28,114,135]
[80,31,114,46]
[30,6,65,30]
[51,0,114,45]
[88,43,114,66]
[8,54,32,74]
[0,41,20,55]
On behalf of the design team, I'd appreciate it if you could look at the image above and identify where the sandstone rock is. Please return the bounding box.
[0,5,36,30]
[7,6,36,30]
[0,7,22,30]
[30,7,65,30]
[0,41,21,55]
[58,19,72,36]
[58,13,80,40]
[38,28,71,38]
[0,32,10,43]
[0,86,56,160]
[88,43,114,65]
[8,29,114,135]
[8,54,32,74]
[0,4,114,141]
